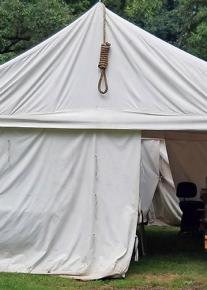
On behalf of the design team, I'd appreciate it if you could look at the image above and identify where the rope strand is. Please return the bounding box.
[98,4,111,94]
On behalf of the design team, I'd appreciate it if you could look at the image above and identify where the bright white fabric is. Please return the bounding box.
[139,140,160,220]
[151,141,181,226]
[0,129,141,279]
[0,3,206,130]
[140,140,181,226]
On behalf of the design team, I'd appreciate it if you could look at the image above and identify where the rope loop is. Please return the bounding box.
[98,42,111,94]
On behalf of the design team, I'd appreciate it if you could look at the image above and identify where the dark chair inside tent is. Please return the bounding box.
[176,182,204,234]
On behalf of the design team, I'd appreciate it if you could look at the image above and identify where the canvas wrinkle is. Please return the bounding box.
[141,140,181,226]
[108,13,180,113]
[0,8,89,115]
[0,133,43,195]
[150,41,207,100]
[10,21,86,114]
[55,10,98,111]
[0,130,99,276]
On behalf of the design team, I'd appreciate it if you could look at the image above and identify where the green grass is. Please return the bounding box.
[0,226,206,290]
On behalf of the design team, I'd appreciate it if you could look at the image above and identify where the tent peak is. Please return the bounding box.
[98,0,106,7]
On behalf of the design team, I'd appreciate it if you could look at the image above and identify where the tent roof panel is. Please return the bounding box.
[0,3,206,130]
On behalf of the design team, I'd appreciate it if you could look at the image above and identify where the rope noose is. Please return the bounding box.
[98,4,111,94]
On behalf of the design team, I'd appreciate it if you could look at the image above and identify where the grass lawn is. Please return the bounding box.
[0,226,206,290]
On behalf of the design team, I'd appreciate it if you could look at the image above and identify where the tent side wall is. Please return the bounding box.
[0,128,141,279]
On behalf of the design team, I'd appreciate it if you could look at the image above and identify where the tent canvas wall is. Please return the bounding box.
[0,2,206,280]
[0,128,141,279]
[140,139,181,226]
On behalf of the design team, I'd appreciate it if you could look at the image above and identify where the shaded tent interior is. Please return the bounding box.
[0,1,206,281]
[143,131,207,197]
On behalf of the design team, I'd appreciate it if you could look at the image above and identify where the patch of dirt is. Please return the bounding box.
[126,288,164,290]
[145,273,179,283]
[98,288,164,290]
[129,273,179,283]
[182,283,206,290]
[99,286,115,290]
[94,286,165,290]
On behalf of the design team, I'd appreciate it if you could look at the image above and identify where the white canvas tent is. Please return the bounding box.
[0,2,206,280]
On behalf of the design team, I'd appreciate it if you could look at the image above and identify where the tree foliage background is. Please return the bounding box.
[0,0,206,64]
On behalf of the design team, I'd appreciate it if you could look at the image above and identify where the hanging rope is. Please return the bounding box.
[98,4,111,94]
